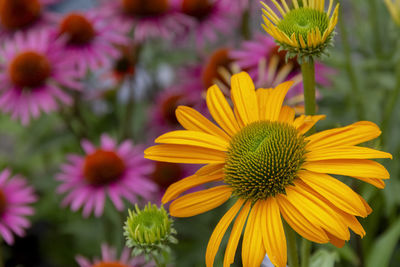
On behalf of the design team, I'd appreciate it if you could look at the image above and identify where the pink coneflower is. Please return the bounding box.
[76,244,147,267]
[56,134,156,218]
[99,0,187,42]
[176,0,241,47]
[53,10,130,75]
[0,0,54,35]
[0,169,37,245]
[0,30,82,125]
[230,34,334,104]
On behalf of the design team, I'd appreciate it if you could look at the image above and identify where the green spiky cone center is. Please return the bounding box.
[224,121,307,201]
[278,8,329,42]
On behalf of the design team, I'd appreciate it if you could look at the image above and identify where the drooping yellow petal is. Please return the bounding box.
[144,144,226,164]
[259,81,293,122]
[206,199,244,267]
[162,167,224,203]
[352,176,386,189]
[285,184,350,240]
[306,121,381,150]
[296,171,369,217]
[242,204,266,267]
[230,72,259,125]
[333,208,366,237]
[302,159,390,179]
[259,198,287,267]
[278,105,296,123]
[155,130,229,151]
[276,194,329,243]
[169,185,232,217]
[306,146,392,161]
[293,115,326,134]
[206,85,240,136]
[224,201,251,267]
[176,106,231,141]
[326,232,345,248]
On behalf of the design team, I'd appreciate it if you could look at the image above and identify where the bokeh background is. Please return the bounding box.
[0,0,399,266]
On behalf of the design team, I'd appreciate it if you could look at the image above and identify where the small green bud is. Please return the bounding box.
[123,203,177,257]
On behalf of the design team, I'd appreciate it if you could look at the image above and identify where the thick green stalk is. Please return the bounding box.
[301,59,316,116]
[284,221,300,267]
[300,238,311,267]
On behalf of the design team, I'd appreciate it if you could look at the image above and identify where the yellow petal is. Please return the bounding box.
[144,144,226,164]
[206,199,244,267]
[293,115,326,134]
[352,176,386,189]
[260,198,287,267]
[286,184,350,240]
[155,130,229,151]
[260,81,293,122]
[306,146,392,161]
[276,194,329,243]
[326,232,345,248]
[278,105,296,123]
[169,185,232,217]
[333,208,366,237]
[207,85,240,136]
[297,170,369,217]
[302,159,390,179]
[223,201,251,267]
[242,204,266,267]
[306,121,381,150]
[162,168,224,203]
[231,72,259,125]
[196,163,225,176]
[176,106,231,141]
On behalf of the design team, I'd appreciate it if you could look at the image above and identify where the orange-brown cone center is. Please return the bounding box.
[202,48,233,89]
[60,13,96,45]
[83,150,125,186]
[182,0,213,21]
[93,262,129,267]
[160,93,185,126]
[0,0,41,30]
[151,162,182,190]
[122,0,169,17]
[10,51,51,88]
[0,190,7,215]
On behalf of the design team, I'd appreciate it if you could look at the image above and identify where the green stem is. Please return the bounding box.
[301,58,316,117]
[381,60,400,147]
[300,239,311,267]
[338,4,365,120]
[284,221,299,267]
[299,59,315,266]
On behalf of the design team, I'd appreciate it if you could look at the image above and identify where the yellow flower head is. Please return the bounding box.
[384,0,400,26]
[261,0,339,60]
[145,72,391,267]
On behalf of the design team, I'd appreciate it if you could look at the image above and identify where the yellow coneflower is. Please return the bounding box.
[384,0,400,26]
[145,72,391,267]
[261,0,339,59]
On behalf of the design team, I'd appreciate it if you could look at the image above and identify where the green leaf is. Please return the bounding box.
[366,216,400,267]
